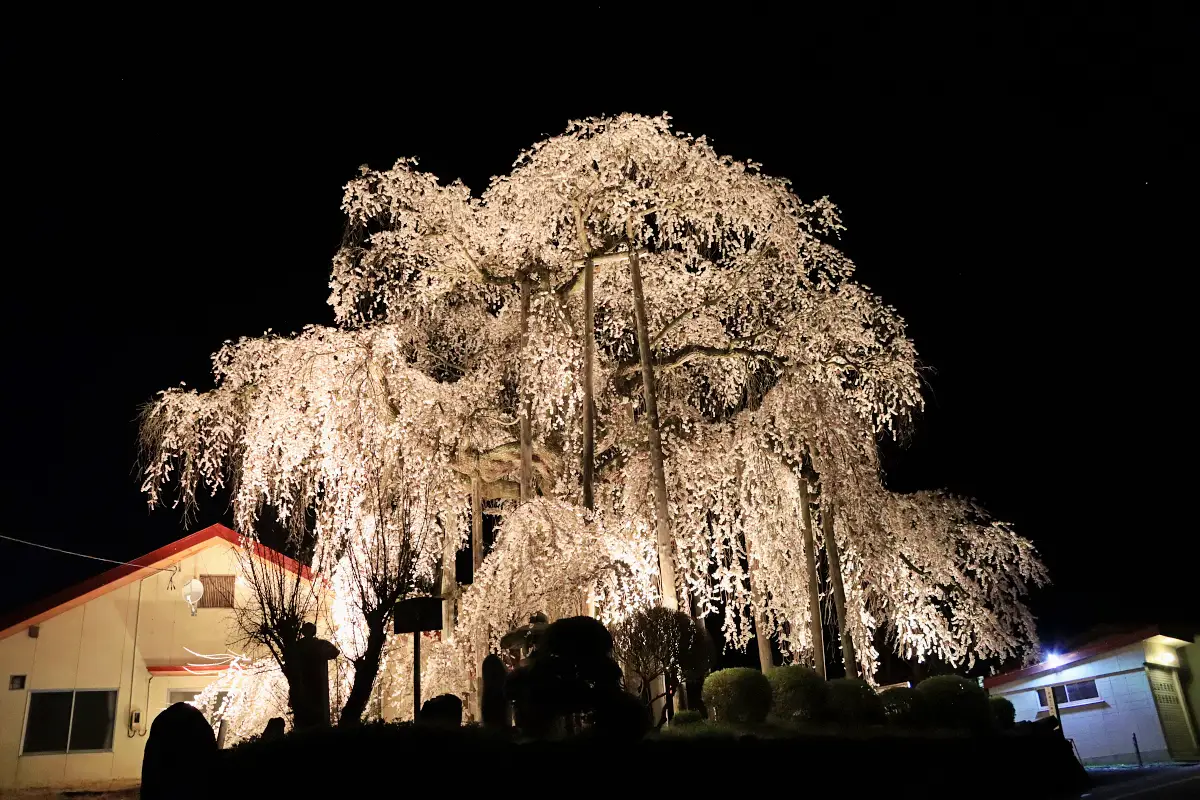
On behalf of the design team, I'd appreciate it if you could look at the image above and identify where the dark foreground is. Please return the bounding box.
[201,722,1090,799]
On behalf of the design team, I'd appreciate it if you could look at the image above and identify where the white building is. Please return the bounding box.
[0,524,310,793]
[986,626,1200,765]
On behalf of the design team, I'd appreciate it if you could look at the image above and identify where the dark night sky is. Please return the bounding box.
[1,8,1192,657]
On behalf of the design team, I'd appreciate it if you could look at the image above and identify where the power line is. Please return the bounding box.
[0,533,177,574]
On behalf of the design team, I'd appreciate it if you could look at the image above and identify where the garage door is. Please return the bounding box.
[1146,664,1200,761]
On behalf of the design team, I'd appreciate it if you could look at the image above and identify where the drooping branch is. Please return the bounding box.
[616,343,783,377]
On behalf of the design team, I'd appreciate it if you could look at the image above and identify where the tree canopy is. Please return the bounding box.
[141,113,1046,732]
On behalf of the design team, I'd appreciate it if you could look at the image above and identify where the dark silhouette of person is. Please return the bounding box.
[284,621,339,728]
[141,702,217,799]
[481,653,510,729]
[261,716,286,741]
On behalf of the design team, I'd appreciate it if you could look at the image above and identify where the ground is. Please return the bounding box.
[1081,764,1200,798]
[1,788,137,799]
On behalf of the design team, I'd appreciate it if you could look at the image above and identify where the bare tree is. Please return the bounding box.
[612,607,703,721]
[333,446,444,726]
[230,531,327,711]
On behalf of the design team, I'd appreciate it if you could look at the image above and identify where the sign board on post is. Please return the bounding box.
[394,596,444,720]
[394,596,443,634]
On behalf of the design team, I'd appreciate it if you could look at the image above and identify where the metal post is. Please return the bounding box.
[413,630,421,721]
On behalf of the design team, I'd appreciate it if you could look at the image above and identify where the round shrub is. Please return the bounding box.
[768,665,828,722]
[880,687,927,728]
[990,696,1016,730]
[916,675,991,731]
[671,709,704,726]
[702,668,773,724]
[826,678,884,725]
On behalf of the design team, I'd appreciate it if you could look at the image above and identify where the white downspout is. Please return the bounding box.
[126,579,145,737]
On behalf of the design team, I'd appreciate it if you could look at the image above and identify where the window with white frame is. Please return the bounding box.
[1036,679,1100,708]
[22,690,117,754]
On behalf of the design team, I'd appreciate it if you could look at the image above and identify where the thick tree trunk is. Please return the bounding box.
[519,274,534,503]
[471,471,484,573]
[339,622,386,726]
[582,258,595,510]
[799,480,825,678]
[748,556,774,672]
[822,498,857,678]
[627,231,679,612]
[441,518,457,635]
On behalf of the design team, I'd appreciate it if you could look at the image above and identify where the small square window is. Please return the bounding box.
[9,675,25,690]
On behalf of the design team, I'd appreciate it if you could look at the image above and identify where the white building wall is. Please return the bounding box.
[0,540,254,791]
[994,641,1170,764]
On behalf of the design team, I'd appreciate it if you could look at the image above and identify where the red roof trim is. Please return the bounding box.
[147,664,232,677]
[984,625,1161,689]
[0,523,311,640]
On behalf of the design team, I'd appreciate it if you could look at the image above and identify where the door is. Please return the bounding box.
[1146,664,1200,761]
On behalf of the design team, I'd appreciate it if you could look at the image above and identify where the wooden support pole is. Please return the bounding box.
[822,498,857,678]
[799,480,825,678]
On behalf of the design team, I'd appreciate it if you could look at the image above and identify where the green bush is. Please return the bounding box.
[880,687,927,728]
[702,668,773,724]
[826,678,884,725]
[916,675,991,731]
[990,696,1016,730]
[671,709,704,726]
[768,665,828,722]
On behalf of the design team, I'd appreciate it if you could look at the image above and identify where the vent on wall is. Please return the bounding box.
[197,575,235,609]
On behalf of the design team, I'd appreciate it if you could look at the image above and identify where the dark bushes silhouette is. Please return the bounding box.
[141,702,217,800]
[418,693,463,726]
[880,687,927,728]
[990,695,1016,730]
[917,675,992,731]
[507,615,632,738]
[825,678,885,725]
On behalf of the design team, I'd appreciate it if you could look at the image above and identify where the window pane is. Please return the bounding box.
[1036,688,1047,707]
[168,690,200,706]
[23,692,73,754]
[69,691,116,751]
[1052,685,1068,705]
[1067,680,1099,702]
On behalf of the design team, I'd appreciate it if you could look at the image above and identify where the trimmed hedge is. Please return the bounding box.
[212,718,1090,798]
[916,675,991,731]
[880,687,927,728]
[990,696,1016,730]
[702,668,773,724]
[671,709,704,726]
[826,678,884,725]
[768,665,828,722]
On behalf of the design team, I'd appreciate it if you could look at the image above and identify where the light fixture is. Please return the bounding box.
[1045,651,1065,668]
